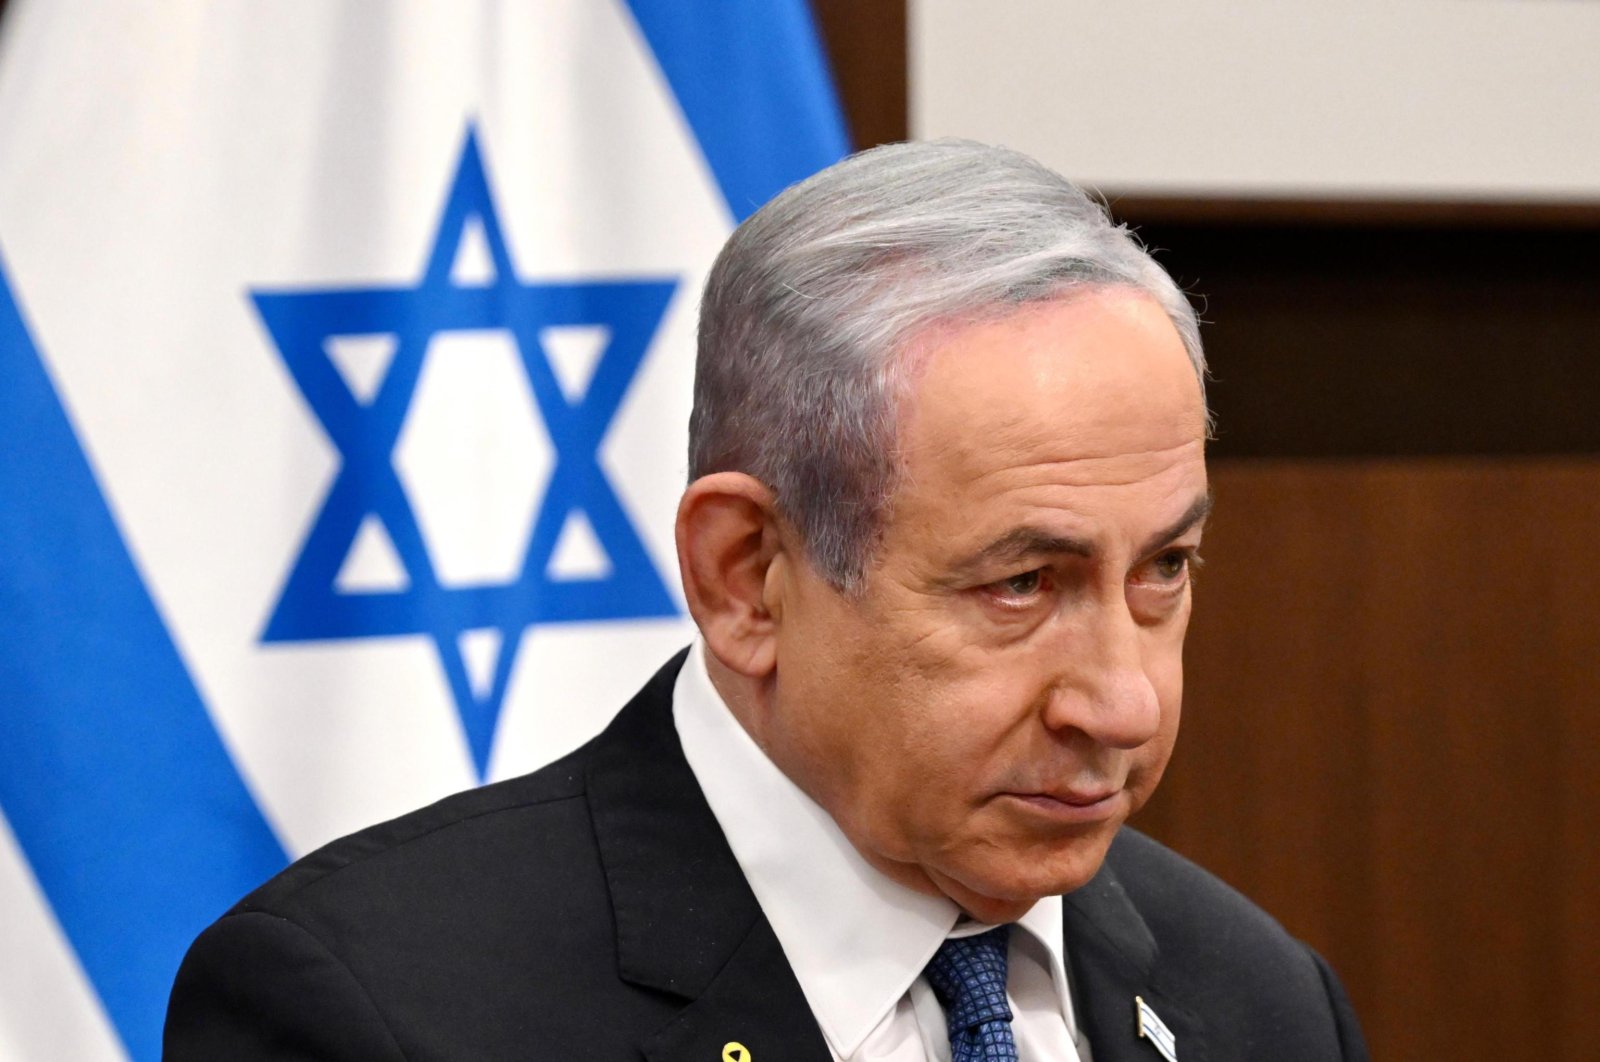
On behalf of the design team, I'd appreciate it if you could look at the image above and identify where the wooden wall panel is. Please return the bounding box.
[1136,458,1600,1060]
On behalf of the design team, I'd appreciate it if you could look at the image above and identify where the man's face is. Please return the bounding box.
[764,289,1210,921]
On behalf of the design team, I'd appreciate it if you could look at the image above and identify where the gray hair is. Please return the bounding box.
[689,138,1207,591]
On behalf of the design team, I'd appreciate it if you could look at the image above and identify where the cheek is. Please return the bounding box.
[773,616,928,796]
[776,580,1048,836]
[885,659,1044,804]
[1128,633,1186,803]
[836,659,1021,846]
[1145,600,1191,716]
[1151,648,1184,722]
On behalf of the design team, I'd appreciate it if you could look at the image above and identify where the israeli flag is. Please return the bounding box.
[0,2,847,1058]
[1136,995,1179,1062]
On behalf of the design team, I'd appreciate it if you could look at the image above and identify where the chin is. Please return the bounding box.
[955,891,1038,925]
[1016,849,1113,899]
[939,833,1118,920]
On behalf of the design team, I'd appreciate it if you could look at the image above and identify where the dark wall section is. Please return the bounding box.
[1131,218,1600,459]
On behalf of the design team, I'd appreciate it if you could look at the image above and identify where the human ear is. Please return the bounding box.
[675,472,786,678]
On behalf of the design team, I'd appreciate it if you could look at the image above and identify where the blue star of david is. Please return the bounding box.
[254,126,679,779]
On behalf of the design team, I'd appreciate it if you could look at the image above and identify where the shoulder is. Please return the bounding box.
[231,648,690,922]
[1103,826,1301,955]
[165,675,683,1061]
[1080,828,1369,1060]
[234,744,596,919]
[1098,826,1324,985]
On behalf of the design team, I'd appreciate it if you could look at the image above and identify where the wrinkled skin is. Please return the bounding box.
[704,289,1210,923]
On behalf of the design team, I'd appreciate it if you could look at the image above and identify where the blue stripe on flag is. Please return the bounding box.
[625,0,851,221]
[0,253,289,1062]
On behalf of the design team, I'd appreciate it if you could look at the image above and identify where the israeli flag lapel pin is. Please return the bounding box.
[1135,995,1178,1062]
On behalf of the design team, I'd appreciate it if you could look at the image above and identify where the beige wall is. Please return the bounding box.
[911,0,1600,201]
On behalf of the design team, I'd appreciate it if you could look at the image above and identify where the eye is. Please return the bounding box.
[981,567,1052,611]
[1000,569,1043,596]
[1133,547,1201,592]
[1151,549,1189,582]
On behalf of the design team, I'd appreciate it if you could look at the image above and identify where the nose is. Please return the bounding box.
[1041,606,1163,750]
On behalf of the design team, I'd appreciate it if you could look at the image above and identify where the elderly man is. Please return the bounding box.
[166,141,1367,1061]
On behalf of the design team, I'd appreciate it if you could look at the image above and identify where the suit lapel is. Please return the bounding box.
[584,652,832,1062]
[640,916,837,1062]
[1065,841,1208,1062]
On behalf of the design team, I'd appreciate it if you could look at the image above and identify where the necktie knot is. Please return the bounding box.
[923,926,1018,1061]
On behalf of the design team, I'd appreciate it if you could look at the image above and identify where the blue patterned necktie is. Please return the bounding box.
[923,926,1020,1062]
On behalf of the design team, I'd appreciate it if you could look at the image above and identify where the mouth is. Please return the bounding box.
[1003,788,1125,825]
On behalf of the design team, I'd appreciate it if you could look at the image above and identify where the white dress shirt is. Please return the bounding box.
[674,640,1091,1061]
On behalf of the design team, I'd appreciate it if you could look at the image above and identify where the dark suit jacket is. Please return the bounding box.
[165,652,1368,1061]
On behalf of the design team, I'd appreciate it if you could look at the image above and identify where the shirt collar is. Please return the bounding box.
[673,640,1072,1057]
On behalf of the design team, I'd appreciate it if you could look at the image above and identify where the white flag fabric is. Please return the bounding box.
[0,2,847,1058]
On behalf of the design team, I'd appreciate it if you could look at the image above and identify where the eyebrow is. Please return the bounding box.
[1138,490,1214,557]
[949,490,1215,578]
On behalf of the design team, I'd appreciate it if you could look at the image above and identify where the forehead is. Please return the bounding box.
[887,290,1207,537]
[900,290,1203,458]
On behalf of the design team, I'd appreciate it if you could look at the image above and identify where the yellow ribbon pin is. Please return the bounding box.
[722,1042,750,1062]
